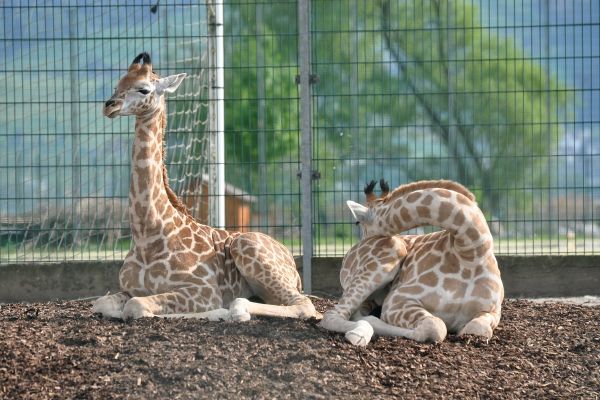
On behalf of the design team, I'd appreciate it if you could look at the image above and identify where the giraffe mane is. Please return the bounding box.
[162,164,191,217]
[379,180,476,204]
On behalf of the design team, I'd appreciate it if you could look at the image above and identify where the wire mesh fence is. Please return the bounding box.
[1,1,213,261]
[0,0,598,263]
[310,0,599,256]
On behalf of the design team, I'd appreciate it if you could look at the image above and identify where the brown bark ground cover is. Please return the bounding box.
[0,298,598,399]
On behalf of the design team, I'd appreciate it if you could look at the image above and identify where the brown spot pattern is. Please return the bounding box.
[416,206,431,219]
[420,271,439,287]
[438,201,453,222]
[440,252,460,274]
[406,192,422,203]
[421,195,433,206]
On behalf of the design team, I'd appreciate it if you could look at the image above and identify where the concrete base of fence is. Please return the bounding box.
[1,256,599,303]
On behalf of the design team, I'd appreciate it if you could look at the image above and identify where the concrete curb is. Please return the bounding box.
[1,256,599,303]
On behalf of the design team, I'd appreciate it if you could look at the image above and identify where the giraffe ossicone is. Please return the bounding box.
[93,52,319,322]
[320,179,504,345]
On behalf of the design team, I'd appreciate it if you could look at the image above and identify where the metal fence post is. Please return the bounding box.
[69,7,81,244]
[208,0,226,228]
[298,0,313,294]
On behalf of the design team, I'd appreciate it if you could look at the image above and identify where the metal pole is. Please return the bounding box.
[208,1,226,228]
[256,3,268,230]
[543,0,554,239]
[69,7,81,243]
[298,0,313,294]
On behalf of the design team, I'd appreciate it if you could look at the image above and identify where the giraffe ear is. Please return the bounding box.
[346,200,372,224]
[155,73,187,95]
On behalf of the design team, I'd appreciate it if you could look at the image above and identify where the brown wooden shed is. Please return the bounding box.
[181,174,257,232]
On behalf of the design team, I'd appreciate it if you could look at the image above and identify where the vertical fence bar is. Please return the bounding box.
[256,3,267,230]
[208,0,226,228]
[298,0,313,293]
[69,7,81,246]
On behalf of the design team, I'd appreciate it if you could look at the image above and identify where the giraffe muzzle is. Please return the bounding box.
[103,98,123,118]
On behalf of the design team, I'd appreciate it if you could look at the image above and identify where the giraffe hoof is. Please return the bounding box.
[229,298,251,322]
[345,320,374,347]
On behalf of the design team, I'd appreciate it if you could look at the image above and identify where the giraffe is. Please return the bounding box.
[92,52,319,322]
[319,179,504,345]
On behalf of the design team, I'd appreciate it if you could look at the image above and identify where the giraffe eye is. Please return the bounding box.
[138,89,151,95]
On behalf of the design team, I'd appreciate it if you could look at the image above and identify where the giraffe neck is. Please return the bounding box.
[129,109,178,243]
[371,188,492,252]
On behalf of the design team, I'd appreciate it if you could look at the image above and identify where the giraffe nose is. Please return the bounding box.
[105,99,117,108]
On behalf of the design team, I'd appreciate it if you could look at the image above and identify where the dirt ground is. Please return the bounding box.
[0,297,599,399]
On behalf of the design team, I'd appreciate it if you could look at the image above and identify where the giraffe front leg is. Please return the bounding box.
[92,292,131,319]
[92,255,138,319]
[121,286,225,320]
[122,295,229,320]
[229,232,321,321]
[319,284,389,346]
[341,300,385,346]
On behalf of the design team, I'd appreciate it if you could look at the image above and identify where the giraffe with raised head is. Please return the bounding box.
[320,179,503,345]
[92,52,319,321]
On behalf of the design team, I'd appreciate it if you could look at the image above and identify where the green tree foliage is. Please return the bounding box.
[223,0,569,219]
[374,0,569,214]
[223,2,300,191]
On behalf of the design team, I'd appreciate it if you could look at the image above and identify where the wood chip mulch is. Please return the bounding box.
[0,298,598,399]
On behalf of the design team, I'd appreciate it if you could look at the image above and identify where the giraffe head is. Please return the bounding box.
[103,52,186,118]
[348,179,389,237]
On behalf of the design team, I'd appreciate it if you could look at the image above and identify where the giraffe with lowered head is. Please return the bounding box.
[93,52,319,321]
[320,179,503,345]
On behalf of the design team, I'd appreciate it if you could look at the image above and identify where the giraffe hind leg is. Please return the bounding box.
[227,296,319,321]
[381,297,448,343]
[229,232,320,320]
[349,314,447,344]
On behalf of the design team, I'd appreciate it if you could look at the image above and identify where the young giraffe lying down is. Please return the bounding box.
[320,180,504,345]
[93,53,319,322]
